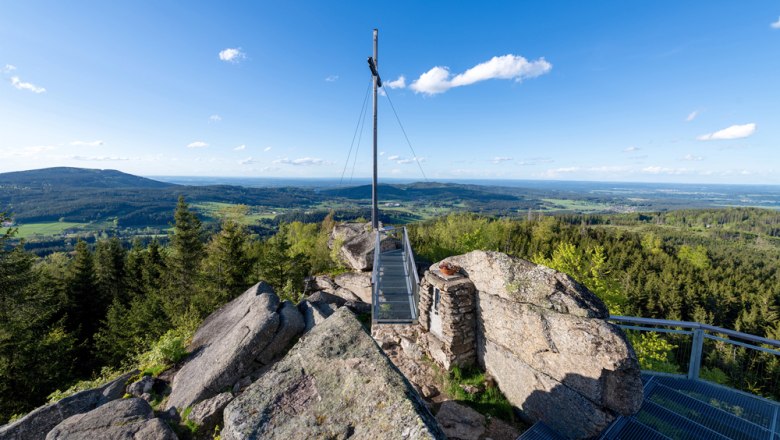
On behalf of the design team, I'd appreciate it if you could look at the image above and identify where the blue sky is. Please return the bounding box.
[1,1,779,184]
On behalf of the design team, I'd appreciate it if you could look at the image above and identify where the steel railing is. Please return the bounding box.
[610,315,780,401]
[371,227,382,320]
[402,226,420,319]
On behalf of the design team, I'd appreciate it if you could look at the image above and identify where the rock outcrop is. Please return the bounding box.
[434,401,485,440]
[425,251,643,439]
[222,308,445,440]
[330,222,400,272]
[46,398,176,440]
[167,282,304,411]
[334,272,372,303]
[186,392,233,435]
[0,371,136,440]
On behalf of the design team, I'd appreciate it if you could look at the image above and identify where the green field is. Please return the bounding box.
[7,222,87,239]
[192,202,279,224]
[541,198,613,212]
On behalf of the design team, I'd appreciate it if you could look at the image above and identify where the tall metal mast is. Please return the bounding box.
[368,29,381,231]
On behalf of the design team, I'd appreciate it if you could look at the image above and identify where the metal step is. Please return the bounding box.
[601,418,672,440]
[651,376,777,429]
[637,400,732,440]
[517,421,567,440]
[647,383,771,440]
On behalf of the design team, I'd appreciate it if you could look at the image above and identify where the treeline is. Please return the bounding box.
[0,197,342,423]
[408,212,780,399]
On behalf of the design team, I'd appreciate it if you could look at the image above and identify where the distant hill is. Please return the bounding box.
[0,167,175,189]
[321,182,522,202]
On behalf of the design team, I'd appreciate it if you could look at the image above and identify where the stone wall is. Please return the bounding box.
[417,270,477,370]
[425,251,643,440]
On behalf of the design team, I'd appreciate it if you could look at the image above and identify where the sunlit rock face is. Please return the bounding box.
[427,251,643,439]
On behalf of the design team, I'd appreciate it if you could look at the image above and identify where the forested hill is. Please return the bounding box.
[0,167,175,189]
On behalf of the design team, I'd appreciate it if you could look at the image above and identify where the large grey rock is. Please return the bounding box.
[186,392,233,434]
[222,308,445,440]
[167,283,304,411]
[298,299,336,332]
[46,398,176,440]
[0,371,136,440]
[428,251,642,439]
[126,376,154,398]
[337,227,401,272]
[434,401,485,440]
[334,272,372,303]
[328,222,369,249]
[441,250,608,318]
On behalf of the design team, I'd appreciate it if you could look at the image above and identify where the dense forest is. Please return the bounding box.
[1,201,779,424]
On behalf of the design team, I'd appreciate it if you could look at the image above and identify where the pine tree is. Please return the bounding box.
[95,237,127,305]
[165,196,204,320]
[199,218,253,313]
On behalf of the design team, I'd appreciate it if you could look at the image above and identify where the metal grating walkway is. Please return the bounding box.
[373,248,417,323]
[601,374,780,440]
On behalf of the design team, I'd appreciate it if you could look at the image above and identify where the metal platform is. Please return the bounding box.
[371,227,420,324]
[600,374,780,440]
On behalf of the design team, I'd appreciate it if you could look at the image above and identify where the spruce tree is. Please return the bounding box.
[66,239,100,374]
[200,218,253,313]
[95,237,127,305]
[165,196,204,320]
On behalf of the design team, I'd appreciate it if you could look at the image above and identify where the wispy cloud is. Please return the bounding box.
[623,146,641,153]
[697,123,756,141]
[219,48,246,63]
[273,157,325,166]
[263,146,272,152]
[642,166,688,175]
[234,144,246,151]
[325,75,339,82]
[771,16,780,29]
[686,110,699,122]
[187,141,209,148]
[239,157,256,165]
[492,156,512,164]
[682,154,704,161]
[10,76,46,93]
[0,145,56,158]
[71,155,129,161]
[1,64,16,74]
[69,140,104,147]
[385,76,406,89]
[410,54,552,95]
[388,155,424,164]
[209,114,222,122]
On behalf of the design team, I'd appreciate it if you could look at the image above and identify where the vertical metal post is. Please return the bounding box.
[688,328,704,380]
[371,28,379,231]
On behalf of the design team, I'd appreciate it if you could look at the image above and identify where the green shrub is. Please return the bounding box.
[137,329,190,376]
[47,367,125,403]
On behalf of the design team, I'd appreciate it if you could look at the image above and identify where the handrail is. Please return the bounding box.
[371,228,382,321]
[402,226,420,319]
[610,315,780,348]
[610,315,780,393]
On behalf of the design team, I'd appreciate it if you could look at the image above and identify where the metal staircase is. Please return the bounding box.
[371,226,420,324]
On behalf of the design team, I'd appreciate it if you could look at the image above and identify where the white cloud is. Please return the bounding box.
[71,155,129,161]
[10,76,46,93]
[771,16,780,29]
[379,151,385,156]
[682,154,704,161]
[0,145,56,158]
[686,110,699,122]
[69,140,104,147]
[263,146,272,152]
[623,146,641,153]
[239,157,256,165]
[387,155,424,164]
[385,75,406,89]
[234,144,246,151]
[642,166,688,175]
[187,141,209,148]
[325,75,339,82]
[209,114,222,122]
[273,157,325,166]
[1,64,16,74]
[219,48,246,63]
[697,123,756,141]
[492,156,512,164]
[410,54,552,95]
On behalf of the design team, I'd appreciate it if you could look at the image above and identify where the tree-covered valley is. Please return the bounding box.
[3,191,780,423]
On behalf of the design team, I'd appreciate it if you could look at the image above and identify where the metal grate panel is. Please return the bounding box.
[516,421,567,440]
